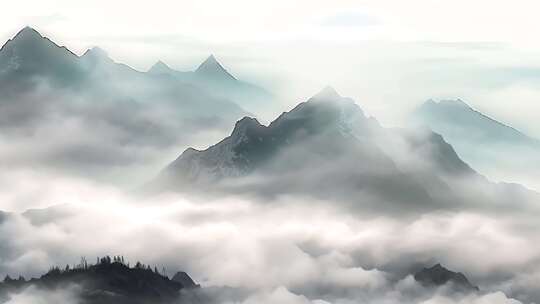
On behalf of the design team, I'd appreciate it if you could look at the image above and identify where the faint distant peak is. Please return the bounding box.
[83,46,109,58]
[200,54,219,67]
[312,86,342,101]
[80,46,113,65]
[440,98,471,108]
[195,54,236,80]
[422,98,471,109]
[148,60,174,74]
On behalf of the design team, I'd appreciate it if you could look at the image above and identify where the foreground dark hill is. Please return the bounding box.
[0,256,199,304]
[148,55,272,114]
[413,99,540,189]
[151,87,539,214]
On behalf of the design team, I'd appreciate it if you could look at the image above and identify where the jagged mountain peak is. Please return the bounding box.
[281,87,369,129]
[231,116,264,133]
[195,54,236,81]
[414,263,479,292]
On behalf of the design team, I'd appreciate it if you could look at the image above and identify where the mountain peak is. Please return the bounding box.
[83,46,109,58]
[14,26,43,40]
[232,117,264,135]
[148,60,174,74]
[414,263,479,292]
[422,98,471,110]
[312,86,342,101]
[1,26,44,51]
[195,54,236,81]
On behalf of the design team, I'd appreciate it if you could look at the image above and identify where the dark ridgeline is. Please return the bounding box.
[414,263,479,293]
[0,256,199,304]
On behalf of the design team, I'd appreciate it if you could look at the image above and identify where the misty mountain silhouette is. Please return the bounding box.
[414,263,479,293]
[0,26,247,117]
[415,99,539,145]
[0,256,199,304]
[150,87,540,213]
[0,26,252,178]
[0,26,82,91]
[414,99,540,189]
[195,54,237,81]
[148,55,271,113]
[150,87,500,211]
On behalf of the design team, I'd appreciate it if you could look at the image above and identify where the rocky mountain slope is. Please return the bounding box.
[149,87,539,214]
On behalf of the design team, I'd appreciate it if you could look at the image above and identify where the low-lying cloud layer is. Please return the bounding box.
[0,187,538,303]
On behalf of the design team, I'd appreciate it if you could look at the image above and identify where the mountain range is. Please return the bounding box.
[148,55,272,113]
[150,87,539,214]
[0,26,251,118]
[413,99,540,189]
[0,26,275,182]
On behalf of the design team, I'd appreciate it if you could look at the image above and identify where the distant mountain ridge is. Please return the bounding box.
[413,98,540,190]
[148,55,272,114]
[415,99,539,145]
[0,26,252,180]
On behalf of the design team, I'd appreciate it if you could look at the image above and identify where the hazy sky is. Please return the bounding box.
[0,0,539,135]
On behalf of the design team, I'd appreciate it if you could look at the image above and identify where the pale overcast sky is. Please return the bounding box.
[1,0,539,135]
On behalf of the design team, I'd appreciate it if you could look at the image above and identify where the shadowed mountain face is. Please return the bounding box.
[0,259,198,304]
[146,87,540,214]
[414,264,479,293]
[413,99,540,189]
[148,55,272,114]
